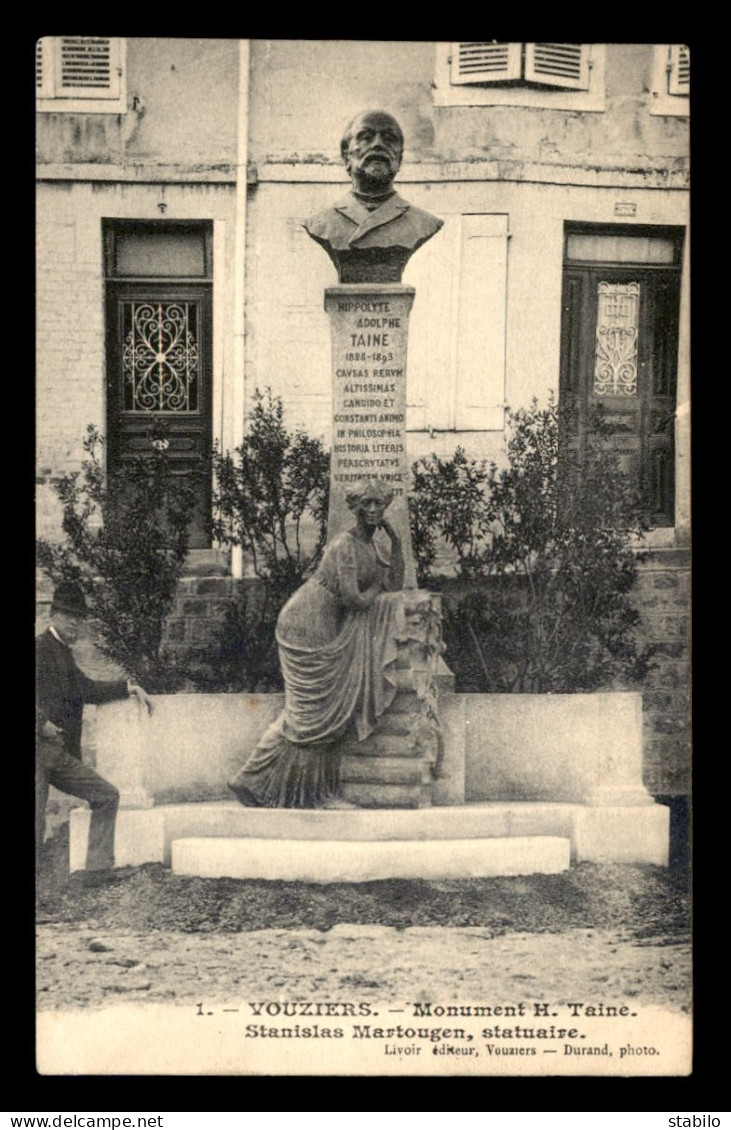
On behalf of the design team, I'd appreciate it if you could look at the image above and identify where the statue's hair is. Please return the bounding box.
[340,110,404,162]
[345,478,395,512]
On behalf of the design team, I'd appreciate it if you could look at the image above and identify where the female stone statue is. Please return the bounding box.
[228,479,405,808]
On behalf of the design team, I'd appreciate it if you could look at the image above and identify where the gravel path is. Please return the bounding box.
[36,829,690,1013]
[37,921,691,1013]
[35,831,691,1075]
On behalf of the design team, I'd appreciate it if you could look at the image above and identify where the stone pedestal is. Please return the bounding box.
[325,284,416,587]
[339,589,446,808]
[323,283,452,806]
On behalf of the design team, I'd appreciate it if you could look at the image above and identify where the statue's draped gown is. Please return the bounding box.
[229,530,402,807]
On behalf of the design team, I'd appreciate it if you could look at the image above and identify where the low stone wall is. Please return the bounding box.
[38,544,690,798]
[84,689,651,810]
[461,692,649,806]
[84,693,283,806]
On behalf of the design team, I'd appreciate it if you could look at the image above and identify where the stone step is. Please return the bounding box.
[340,756,434,785]
[370,714,415,736]
[385,691,419,714]
[70,800,671,870]
[339,733,427,758]
[171,834,572,882]
[341,782,433,808]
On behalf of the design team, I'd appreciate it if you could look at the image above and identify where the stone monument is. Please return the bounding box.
[303,110,447,807]
[69,121,670,867]
[304,109,443,587]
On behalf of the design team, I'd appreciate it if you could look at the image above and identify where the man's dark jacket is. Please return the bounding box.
[36,629,128,759]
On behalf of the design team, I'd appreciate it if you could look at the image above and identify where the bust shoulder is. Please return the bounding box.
[303,196,353,239]
[402,202,444,235]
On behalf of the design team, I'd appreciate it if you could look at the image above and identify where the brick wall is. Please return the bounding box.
[162,576,241,655]
[37,191,106,542]
[633,549,691,796]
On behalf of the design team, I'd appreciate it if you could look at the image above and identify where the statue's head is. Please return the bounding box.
[345,478,395,516]
[340,110,404,195]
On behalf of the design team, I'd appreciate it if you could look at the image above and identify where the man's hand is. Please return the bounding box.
[128,684,155,716]
[41,719,64,741]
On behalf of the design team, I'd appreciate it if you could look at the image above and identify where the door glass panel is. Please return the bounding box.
[115,230,207,277]
[566,234,675,264]
[121,300,200,412]
[594,281,639,397]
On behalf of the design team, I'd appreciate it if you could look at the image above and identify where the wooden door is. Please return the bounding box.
[560,259,680,527]
[106,284,212,547]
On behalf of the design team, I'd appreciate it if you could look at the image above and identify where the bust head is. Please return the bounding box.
[340,110,404,195]
[304,109,442,282]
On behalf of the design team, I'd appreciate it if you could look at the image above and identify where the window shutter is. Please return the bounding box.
[454,214,508,431]
[668,45,690,96]
[36,39,43,88]
[57,37,121,99]
[404,218,457,431]
[524,43,590,90]
[450,42,521,85]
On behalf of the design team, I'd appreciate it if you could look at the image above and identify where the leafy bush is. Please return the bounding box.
[36,423,200,691]
[204,390,330,691]
[409,446,493,582]
[410,396,652,693]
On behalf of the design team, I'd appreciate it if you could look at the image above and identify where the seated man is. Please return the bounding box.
[36,581,154,884]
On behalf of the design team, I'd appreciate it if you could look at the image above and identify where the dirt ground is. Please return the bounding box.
[36,826,691,1015]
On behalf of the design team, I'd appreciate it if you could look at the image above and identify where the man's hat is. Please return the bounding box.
[51,581,90,619]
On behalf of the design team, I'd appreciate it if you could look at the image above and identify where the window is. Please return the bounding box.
[104,221,213,548]
[650,45,690,116]
[559,224,684,527]
[36,37,126,113]
[434,43,606,111]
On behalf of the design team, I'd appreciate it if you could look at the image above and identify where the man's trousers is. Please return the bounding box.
[36,738,120,871]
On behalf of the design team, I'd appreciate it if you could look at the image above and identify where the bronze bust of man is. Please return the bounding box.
[304,110,443,283]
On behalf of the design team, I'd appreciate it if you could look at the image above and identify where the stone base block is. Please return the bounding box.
[340,782,433,808]
[573,805,670,865]
[69,807,168,872]
[340,756,433,784]
[69,800,671,871]
[339,733,426,758]
[171,835,571,882]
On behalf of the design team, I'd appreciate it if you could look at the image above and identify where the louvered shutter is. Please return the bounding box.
[524,43,590,90]
[668,45,690,96]
[57,37,121,99]
[450,42,521,85]
[36,39,43,88]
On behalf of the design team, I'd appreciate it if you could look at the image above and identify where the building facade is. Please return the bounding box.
[36,40,691,797]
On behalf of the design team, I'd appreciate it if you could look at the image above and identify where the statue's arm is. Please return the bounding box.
[335,537,383,610]
[380,521,405,592]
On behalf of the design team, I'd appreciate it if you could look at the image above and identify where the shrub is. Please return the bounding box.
[36,422,200,691]
[203,390,330,691]
[410,396,652,693]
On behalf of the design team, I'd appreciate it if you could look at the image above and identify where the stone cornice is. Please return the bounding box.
[36,158,689,192]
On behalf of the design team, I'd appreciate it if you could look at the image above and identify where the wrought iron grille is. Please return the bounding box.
[121,301,200,413]
[594,281,640,397]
